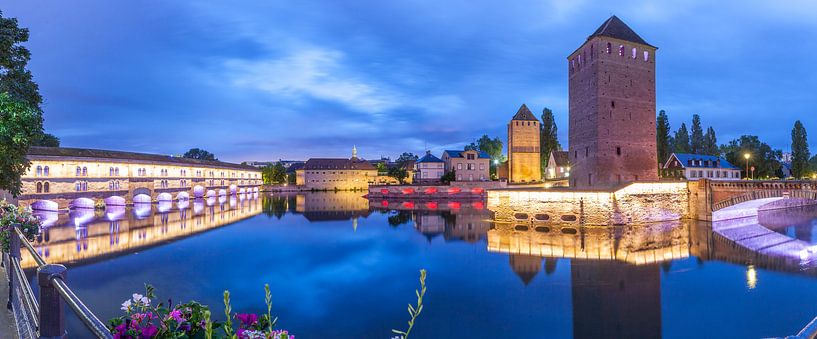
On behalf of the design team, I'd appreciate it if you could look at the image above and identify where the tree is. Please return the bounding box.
[720,135,782,179]
[703,127,718,156]
[689,114,704,154]
[540,107,561,173]
[396,152,418,164]
[387,166,409,184]
[673,123,690,153]
[32,132,59,147]
[375,162,387,174]
[183,148,217,161]
[262,163,287,184]
[0,12,42,112]
[0,92,42,196]
[791,120,810,179]
[476,135,503,161]
[656,110,672,165]
[810,155,817,176]
[440,170,456,184]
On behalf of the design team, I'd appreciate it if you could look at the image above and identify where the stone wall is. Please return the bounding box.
[488,182,689,226]
[508,119,541,183]
[368,181,507,200]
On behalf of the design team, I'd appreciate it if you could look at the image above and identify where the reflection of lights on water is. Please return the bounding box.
[33,211,59,228]
[206,197,216,206]
[218,196,227,205]
[230,197,237,208]
[746,265,757,289]
[134,203,152,219]
[177,200,190,210]
[106,206,126,221]
[193,199,204,215]
[353,218,358,231]
[70,209,96,228]
[800,245,817,261]
[158,201,173,213]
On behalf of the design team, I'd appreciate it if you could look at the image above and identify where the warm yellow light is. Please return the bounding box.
[744,153,751,160]
[746,265,757,289]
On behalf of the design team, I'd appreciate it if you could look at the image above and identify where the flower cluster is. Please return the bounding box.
[109,284,293,339]
[0,200,41,252]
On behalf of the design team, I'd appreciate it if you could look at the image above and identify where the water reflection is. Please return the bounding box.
[25,197,261,268]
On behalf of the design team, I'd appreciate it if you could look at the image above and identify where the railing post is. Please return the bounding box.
[38,264,67,339]
[7,224,21,310]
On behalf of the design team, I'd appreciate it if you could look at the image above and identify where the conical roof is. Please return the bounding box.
[588,15,653,48]
[511,104,539,121]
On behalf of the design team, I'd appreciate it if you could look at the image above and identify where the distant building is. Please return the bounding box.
[442,149,490,182]
[296,147,377,190]
[246,160,304,169]
[545,151,570,180]
[507,104,542,183]
[569,16,658,188]
[662,153,740,181]
[374,160,415,185]
[414,151,445,183]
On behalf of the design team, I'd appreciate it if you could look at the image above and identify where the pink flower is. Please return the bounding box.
[140,325,158,338]
[235,313,258,326]
[168,309,185,324]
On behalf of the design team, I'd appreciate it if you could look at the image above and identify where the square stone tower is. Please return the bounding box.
[568,16,658,188]
[507,104,542,183]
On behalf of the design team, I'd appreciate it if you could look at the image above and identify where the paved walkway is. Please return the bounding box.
[0,265,19,338]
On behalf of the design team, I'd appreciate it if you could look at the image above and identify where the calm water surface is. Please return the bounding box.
[24,192,817,338]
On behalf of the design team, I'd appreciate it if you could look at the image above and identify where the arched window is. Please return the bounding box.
[619,45,624,56]
[82,181,87,191]
[631,47,637,59]
[43,182,49,193]
[82,167,87,176]
[110,167,114,176]
[109,181,114,190]
[76,167,82,176]
[36,182,42,193]
[115,168,119,176]
[36,166,42,176]
[44,166,49,176]
[606,42,611,54]
[76,182,81,191]
[643,51,649,61]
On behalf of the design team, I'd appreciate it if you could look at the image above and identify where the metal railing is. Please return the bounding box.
[5,225,112,338]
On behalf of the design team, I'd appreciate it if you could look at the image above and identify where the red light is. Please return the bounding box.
[426,202,438,209]
[471,201,484,209]
[402,201,415,209]
[448,201,461,209]
[448,187,461,194]
[402,188,415,194]
[381,189,389,194]
[381,200,389,207]
[471,188,484,194]
[424,187,438,194]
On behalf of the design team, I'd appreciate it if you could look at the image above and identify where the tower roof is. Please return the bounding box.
[511,104,539,121]
[588,15,654,48]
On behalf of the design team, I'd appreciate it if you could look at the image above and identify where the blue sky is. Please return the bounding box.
[4,1,817,163]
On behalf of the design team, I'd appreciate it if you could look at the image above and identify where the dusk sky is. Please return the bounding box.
[4,1,817,163]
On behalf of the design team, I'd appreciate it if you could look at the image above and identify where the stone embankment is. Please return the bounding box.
[367,181,507,200]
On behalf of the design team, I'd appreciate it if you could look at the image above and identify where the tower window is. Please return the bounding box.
[574,150,577,158]
[585,147,589,157]
[644,51,649,61]
[632,47,637,59]
[611,101,615,108]
[619,45,624,56]
[590,45,593,59]
[616,147,621,156]
[606,42,611,54]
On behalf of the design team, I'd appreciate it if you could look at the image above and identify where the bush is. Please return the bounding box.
[0,200,41,252]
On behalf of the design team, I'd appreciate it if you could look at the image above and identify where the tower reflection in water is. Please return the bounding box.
[25,193,261,268]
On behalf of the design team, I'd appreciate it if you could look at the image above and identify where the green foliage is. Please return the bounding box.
[392,269,428,339]
[262,195,290,219]
[540,107,561,174]
[466,134,504,179]
[376,162,388,174]
[689,114,704,154]
[262,163,287,185]
[703,126,718,156]
[810,155,817,176]
[287,172,296,185]
[32,132,59,147]
[387,211,413,227]
[721,135,782,179]
[387,166,409,184]
[656,110,672,164]
[440,170,455,184]
[0,92,42,196]
[223,290,233,337]
[0,11,42,111]
[396,152,418,164]
[183,148,217,161]
[0,200,41,252]
[673,123,690,154]
[791,120,811,179]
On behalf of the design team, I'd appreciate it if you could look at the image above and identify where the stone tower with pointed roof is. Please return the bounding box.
[507,104,542,183]
[568,15,658,188]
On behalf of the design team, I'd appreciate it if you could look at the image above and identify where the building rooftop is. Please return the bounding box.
[588,15,654,48]
[416,152,444,163]
[551,151,570,167]
[303,158,376,170]
[511,104,539,121]
[27,146,258,171]
[667,153,738,170]
[443,150,491,159]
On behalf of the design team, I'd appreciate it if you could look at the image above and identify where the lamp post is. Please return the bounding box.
[744,153,751,180]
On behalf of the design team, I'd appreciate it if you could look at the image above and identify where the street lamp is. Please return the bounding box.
[744,153,751,180]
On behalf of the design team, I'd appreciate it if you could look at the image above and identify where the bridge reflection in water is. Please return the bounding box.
[23,193,261,268]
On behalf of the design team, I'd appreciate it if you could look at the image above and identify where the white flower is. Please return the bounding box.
[132,293,143,303]
[140,296,150,306]
[121,299,132,311]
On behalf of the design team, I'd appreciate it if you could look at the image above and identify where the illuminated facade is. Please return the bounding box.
[545,150,570,180]
[568,16,658,188]
[296,155,377,191]
[18,147,261,211]
[507,104,542,183]
[662,153,741,181]
[442,149,491,182]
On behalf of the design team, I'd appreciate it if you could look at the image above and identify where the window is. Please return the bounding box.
[82,167,87,176]
[643,51,649,61]
[606,42,611,54]
[479,163,485,170]
[585,147,589,157]
[467,164,474,170]
[631,47,637,59]
[36,166,42,176]
[76,167,82,176]
[36,182,42,193]
[590,45,594,59]
[457,163,463,170]
[43,182,49,193]
[467,153,475,160]
[115,168,119,176]
[76,182,81,191]
[616,147,621,156]
[619,45,624,56]
[44,166,49,176]
[574,150,577,158]
[611,100,615,108]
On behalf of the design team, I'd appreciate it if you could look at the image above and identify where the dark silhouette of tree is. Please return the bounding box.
[720,135,782,179]
[703,127,718,156]
[0,93,41,196]
[673,123,690,153]
[656,110,672,164]
[32,132,59,147]
[183,148,217,161]
[690,114,704,154]
[791,120,810,179]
